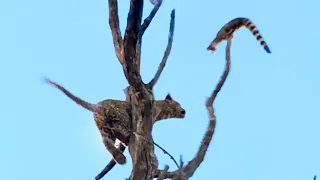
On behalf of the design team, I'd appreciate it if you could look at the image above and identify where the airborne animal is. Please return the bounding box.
[207,17,271,53]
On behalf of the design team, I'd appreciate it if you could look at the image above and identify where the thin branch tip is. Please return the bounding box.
[171,9,175,18]
[41,76,50,84]
[148,9,175,87]
[141,0,163,35]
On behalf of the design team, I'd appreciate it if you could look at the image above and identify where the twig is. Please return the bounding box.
[148,9,175,88]
[140,0,163,36]
[133,132,179,168]
[137,0,162,70]
[157,165,169,180]
[174,155,185,180]
[179,155,184,168]
[108,0,124,65]
[154,142,179,168]
[153,38,233,179]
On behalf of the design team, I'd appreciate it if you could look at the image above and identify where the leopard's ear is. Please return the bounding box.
[165,93,172,101]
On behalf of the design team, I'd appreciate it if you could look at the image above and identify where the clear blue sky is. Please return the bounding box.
[1,0,319,179]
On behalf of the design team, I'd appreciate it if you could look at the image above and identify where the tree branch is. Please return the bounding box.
[123,0,144,89]
[154,38,233,179]
[132,132,179,168]
[148,9,175,88]
[154,169,177,179]
[108,0,124,66]
[156,165,169,180]
[153,141,179,169]
[140,0,163,36]
[182,38,232,178]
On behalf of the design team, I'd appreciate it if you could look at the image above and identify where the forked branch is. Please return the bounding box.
[154,38,233,179]
[148,9,175,88]
[141,0,163,36]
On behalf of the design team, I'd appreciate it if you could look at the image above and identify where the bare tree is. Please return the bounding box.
[107,0,232,179]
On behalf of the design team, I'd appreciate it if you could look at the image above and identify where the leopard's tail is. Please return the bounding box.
[45,78,99,112]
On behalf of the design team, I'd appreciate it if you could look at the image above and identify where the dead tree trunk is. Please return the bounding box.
[107,0,232,179]
[108,0,173,179]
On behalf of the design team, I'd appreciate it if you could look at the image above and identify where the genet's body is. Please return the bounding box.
[207,17,271,54]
